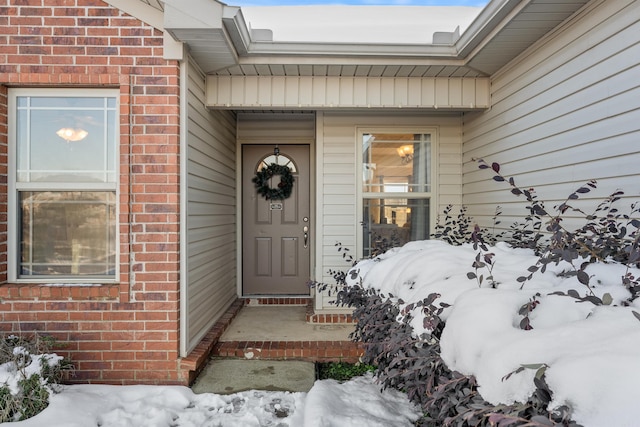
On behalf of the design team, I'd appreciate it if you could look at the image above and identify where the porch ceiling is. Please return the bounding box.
[125,0,590,78]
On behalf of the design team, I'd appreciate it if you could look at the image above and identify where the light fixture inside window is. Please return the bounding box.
[56,127,88,142]
[396,144,414,164]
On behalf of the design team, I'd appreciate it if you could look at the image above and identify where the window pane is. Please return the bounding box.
[257,154,297,173]
[363,198,430,257]
[363,133,431,193]
[16,96,116,183]
[30,97,105,109]
[20,192,116,277]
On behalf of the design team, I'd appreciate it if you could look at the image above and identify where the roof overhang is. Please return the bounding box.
[112,0,591,78]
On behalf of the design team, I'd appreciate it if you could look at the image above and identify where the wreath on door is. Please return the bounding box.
[253,163,295,200]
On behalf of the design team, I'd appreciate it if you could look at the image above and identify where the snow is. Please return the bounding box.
[346,240,640,426]
[3,240,640,426]
[0,349,63,396]
[304,374,419,427]
[0,372,419,427]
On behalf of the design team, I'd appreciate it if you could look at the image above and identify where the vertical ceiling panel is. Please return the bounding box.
[449,78,463,106]
[312,78,327,105]
[435,79,450,106]
[244,77,259,105]
[271,76,286,104]
[285,77,299,105]
[326,77,341,106]
[421,78,435,105]
[299,77,313,105]
[367,78,381,106]
[380,78,395,105]
[393,78,408,106]
[339,78,354,106]
[206,76,490,110]
[408,78,422,106]
[353,78,368,106]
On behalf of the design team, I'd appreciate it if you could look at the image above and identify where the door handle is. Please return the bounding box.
[303,225,309,249]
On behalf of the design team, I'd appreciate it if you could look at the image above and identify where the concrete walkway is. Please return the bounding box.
[191,359,316,394]
[190,305,356,394]
[219,305,353,341]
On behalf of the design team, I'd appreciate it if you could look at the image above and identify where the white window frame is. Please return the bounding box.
[8,88,120,283]
[356,128,438,259]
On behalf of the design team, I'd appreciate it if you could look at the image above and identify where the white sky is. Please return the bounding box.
[230,0,488,6]
[241,5,485,43]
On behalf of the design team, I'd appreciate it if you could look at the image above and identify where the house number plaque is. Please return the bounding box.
[270,202,283,210]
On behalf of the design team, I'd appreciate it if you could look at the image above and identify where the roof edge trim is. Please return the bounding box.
[103,0,164,30]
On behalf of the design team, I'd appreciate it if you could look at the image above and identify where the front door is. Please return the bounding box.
[242,144,310,295]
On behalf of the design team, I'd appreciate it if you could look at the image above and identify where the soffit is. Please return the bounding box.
[124,0,590,78]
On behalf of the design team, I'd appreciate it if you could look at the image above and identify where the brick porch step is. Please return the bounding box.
[181,298,363,385]
[212,339,364,362]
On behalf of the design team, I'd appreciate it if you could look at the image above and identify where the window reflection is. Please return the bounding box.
[20,192,116,276]
[362,133,432,257]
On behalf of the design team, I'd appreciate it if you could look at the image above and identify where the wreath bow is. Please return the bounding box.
[253,163,295,200]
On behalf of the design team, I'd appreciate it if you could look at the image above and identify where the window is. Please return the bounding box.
[9,89,118,281]
[361,132,433,257]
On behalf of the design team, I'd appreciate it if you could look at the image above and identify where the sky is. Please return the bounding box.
[229,0,488,6]
[237,2,485,43]
[4,240,640,426]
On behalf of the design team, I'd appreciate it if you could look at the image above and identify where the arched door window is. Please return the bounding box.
[256,154,297,173]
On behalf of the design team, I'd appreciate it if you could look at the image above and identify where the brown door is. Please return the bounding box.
[242,144,310,295]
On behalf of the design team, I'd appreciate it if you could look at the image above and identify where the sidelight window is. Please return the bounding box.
[361,132,433,258]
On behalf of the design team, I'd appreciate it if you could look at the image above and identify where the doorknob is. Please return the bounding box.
[303,225,309,249]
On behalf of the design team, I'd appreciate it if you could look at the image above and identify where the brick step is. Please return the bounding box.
[181,298,360,384]
[212,339,364,363]
[244,297,355,324]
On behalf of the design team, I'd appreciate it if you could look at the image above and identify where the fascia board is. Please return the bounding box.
[455,0,527,58]
[222,6,251,56]
[163,0,224,31]
[103,0,164,30]
[244,41,458,58]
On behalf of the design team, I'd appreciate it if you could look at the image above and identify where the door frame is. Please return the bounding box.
[236,139,316,298]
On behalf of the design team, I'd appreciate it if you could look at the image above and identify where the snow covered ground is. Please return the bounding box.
[0,372,419,426]
[346,240,640,427]
[3,240,640,426]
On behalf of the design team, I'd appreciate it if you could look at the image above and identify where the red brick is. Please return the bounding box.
[0,0,181,387]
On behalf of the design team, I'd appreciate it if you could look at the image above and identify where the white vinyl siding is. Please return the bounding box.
[206,76,490,110]
[462,0,640,232]
[182,56,238,356]
[316,112,463,309]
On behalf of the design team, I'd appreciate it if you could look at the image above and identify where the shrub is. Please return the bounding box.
[475,159,640,306]
[431,204,503,247]
[335,286,579,426]
[316,361,376,382]
[321,159,637,424]
[0,334,73,422]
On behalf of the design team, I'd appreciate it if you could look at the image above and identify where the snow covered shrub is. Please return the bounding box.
[336,286,580,426]
[476,159,640,305]
[0,334,73,422]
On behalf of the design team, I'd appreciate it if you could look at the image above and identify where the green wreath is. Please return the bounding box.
[253,163,295,200]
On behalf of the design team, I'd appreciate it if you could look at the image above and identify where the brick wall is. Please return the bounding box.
[0,0,184,384]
